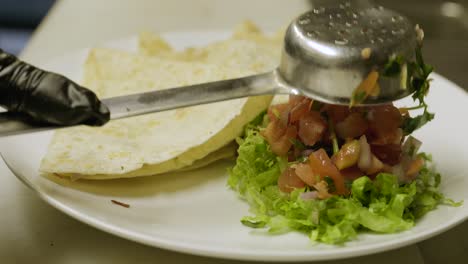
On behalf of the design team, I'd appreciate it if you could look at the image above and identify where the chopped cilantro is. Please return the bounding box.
[400,45,435,135]
[324,176,336,193]
[383,55,405,77]
[402,111,435,135]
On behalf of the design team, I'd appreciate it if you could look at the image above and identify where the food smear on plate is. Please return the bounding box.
[40,22,280,180]
[228,32,462,244]
[111,199,130,208]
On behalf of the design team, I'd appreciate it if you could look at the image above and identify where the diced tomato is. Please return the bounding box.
[271,127,297,156]
[324,105,350,123]
[371,144,402,165]
[294,163,318,187]
[278,167,306,193]
[289,95,306,106]
[366,104,403,145]
[341,166,364,180]
[289,97,312,124]
[309,149,347,195]
[262,119,297,156]
[367,104,401,126]
[335,112,368,140]
[298,111,327,146]
[262,119,286,142]
[370,128,403,145]
[267,103,289,123]
[289,146,303,162]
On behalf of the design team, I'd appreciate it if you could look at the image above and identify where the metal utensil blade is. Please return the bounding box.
[0,71,291,137]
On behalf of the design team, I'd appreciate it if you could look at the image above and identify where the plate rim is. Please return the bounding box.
[3,150,468,262]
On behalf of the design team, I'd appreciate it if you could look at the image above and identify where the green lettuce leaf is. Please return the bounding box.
[228,124,460,244]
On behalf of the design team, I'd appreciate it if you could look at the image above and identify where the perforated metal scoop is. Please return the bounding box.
[98,3,419,116]
[0,2,420,136]
[280,2,417,104]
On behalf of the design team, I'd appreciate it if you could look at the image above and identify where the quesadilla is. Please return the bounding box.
[40,23,282,180]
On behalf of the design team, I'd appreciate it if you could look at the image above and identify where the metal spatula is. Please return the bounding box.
[0,1,418,137]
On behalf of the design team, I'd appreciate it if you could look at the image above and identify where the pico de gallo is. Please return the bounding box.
[265,96,421,198]
[228,44,461,244]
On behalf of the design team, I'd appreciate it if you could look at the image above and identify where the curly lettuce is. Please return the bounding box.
[228,124,460,244]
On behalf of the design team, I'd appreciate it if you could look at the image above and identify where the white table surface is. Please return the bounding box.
[1,0,467,263]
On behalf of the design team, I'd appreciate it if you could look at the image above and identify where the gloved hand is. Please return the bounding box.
[0,49,110,126]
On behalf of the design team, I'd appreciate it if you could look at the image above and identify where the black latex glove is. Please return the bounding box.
[0,49,110,126]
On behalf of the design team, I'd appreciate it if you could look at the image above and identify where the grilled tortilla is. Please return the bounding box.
[40,22,282,180]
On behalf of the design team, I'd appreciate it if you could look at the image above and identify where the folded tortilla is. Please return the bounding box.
[138,20,283,62]
[40,23,282,180]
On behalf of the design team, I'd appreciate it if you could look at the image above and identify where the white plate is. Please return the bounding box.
[1,32,468,262]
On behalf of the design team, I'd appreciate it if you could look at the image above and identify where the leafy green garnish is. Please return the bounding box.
[290,138,307,151]
[227,125,284,197]
[248,110,268,128]
[324,176,337,193]
[409,47,433,105]
[418,152,433,161]
[401,46,435,135]
[229,124,459,244]
[383,55,405,77]
[409,166,463,218]
[402,110,435,135]
[379,44,435,135]
[241,216,267,228]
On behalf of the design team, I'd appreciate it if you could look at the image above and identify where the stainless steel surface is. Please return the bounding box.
[0,71,294,137]
[103,71,292,120]
[280,1,417,104]
[0,2,421,136]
